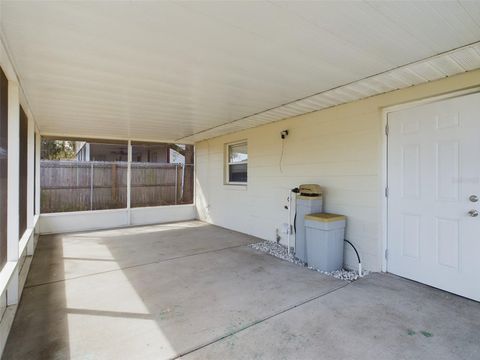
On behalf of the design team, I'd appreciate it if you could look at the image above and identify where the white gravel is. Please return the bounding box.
[249,241,365,281]
[249,241,305,266]
[309,267,362,281]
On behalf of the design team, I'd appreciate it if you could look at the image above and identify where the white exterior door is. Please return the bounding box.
[387,92,480,301]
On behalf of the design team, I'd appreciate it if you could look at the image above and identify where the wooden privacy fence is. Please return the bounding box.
[41,160,194,213]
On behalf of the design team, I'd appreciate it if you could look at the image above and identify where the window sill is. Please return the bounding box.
[223,183,248,190]
[40,204,196,217]
[40,208,129,217]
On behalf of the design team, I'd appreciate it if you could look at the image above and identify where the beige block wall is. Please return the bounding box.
[195,70,480,271]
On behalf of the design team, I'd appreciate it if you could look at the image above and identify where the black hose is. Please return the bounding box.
[344,239,361,264]
[291,187,299,234]
[293,212,296,233]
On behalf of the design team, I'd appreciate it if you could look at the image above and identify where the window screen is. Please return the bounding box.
[130,142,194,207]
[0,67,7,267]
[19,106,28,239]
[40,139,128,213]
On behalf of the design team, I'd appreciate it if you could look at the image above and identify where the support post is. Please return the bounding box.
[26,117,34,227]
[7,81,19,305]
[127,140,131,225]
[26,117,35,256]
[90,162,94,211]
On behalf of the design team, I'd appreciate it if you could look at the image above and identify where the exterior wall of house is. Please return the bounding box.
[131,144,169,163]
[75,142,89,161]
[195,69,480,272]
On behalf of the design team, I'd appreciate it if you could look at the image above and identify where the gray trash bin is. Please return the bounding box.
[304,213,346,272]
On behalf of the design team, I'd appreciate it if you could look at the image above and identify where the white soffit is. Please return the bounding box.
[1,1,480,143]
[180,43,480,143]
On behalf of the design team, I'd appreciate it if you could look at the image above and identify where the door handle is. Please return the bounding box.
[468,209,479,217]
[469,195,479,203]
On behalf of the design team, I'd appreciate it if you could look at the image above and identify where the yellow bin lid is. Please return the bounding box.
[304,213,346,223]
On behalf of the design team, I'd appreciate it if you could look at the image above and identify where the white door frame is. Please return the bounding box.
[380,86,480,273]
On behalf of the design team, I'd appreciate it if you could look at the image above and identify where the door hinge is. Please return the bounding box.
[385,249,388,260]
[385,123,389,136]
[385,186,389,198]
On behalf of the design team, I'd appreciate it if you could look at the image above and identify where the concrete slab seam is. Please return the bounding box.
[24,243,248,289]
[172,281,350,359]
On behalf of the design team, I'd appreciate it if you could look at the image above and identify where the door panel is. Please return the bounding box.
[388,92,480,301]
[401,213,420,259]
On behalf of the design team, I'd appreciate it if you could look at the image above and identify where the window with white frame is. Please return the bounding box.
[226,141,247,184]
[0,67,7,268]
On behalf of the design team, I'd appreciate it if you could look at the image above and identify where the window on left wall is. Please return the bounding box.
[0,67,7,268]
[19,106,28,239]
[33,132,36,216]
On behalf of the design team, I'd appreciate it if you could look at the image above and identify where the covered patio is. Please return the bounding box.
[0,1,480,359]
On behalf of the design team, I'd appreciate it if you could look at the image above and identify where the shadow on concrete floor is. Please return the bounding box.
[3,221,480,360]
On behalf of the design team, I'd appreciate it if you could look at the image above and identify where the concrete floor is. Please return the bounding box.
[3,221,480,360]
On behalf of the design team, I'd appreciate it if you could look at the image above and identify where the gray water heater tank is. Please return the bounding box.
[294,184,323,263]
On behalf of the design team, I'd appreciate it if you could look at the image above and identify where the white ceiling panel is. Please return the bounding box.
[428,56,466,76]
[368,1,480,52]
[408,62,447,81]
[0,1,479,142]
[449,47,480,70]
[181,43,480,143]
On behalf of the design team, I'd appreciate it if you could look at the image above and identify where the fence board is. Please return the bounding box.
[41,160,193,213]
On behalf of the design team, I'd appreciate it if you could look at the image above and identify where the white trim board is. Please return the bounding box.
[39,205,197,235]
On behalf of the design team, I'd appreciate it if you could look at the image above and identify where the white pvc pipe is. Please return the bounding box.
[358,263,363,277]
[287,190,292,254]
